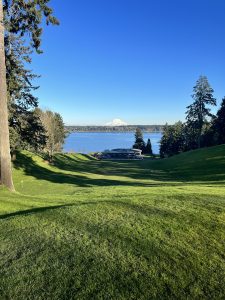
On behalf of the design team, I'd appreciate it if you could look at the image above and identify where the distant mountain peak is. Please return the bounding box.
[105,118,128,126]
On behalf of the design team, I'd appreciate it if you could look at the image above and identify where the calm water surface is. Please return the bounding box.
[63,132,162,154]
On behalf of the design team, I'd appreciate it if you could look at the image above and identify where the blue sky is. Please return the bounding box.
[32,0,225,125]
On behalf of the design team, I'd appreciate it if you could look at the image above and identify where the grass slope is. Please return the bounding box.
[1,145,225,299]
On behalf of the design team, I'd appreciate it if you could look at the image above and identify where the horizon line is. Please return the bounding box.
[65,124,166,127]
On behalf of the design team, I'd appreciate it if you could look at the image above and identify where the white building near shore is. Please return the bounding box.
[100,148,143,160]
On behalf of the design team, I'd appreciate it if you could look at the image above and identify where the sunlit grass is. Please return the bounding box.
[1,145,225,299]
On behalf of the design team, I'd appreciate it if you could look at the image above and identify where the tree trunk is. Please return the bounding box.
[0,0,14,191]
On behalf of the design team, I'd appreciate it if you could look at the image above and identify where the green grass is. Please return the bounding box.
[1,145,225,299]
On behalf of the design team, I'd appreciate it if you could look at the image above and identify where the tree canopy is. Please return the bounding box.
[185,75,216,148]
[133,128,146,152]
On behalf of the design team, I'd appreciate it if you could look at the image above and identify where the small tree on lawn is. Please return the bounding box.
[145,138,153,155]
[133,128,146,152]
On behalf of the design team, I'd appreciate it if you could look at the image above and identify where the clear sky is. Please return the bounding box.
[32,0,225,125]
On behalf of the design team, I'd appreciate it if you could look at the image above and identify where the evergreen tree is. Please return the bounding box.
[133,128,146,152]
[0,0,59,190]
[6,34,41,146]
[145,138,153,155]
[213,97,225,145]
[10,109,47,153]
[185,76,216,148]
[5,1,59,150]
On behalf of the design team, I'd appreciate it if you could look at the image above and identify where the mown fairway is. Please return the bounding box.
[1,145,225,299]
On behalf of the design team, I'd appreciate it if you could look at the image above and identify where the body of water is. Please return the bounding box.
[63,132,162,154]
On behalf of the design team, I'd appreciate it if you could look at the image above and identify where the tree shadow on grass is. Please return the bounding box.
[53,154,222,184]
[51,154,180,183]
[13,153,225,187]
[53,154,136,175]
[0,199,177,220]
[14,153,175,188]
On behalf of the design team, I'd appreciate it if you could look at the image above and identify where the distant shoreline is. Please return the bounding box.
[65,125,164,133]
[67,131,163,133]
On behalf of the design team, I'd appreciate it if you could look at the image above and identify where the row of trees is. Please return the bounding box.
[160,76,225,158]
[10,108,65,159]
[0,0,61,190]
[133,128,153,155]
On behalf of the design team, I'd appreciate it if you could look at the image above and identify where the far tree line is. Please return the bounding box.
[66,125,164,133]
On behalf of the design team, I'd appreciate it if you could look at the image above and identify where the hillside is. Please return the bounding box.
[1,145,225,299]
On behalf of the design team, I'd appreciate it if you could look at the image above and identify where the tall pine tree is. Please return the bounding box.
[0,0,59,190]
[185,76,216,148]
